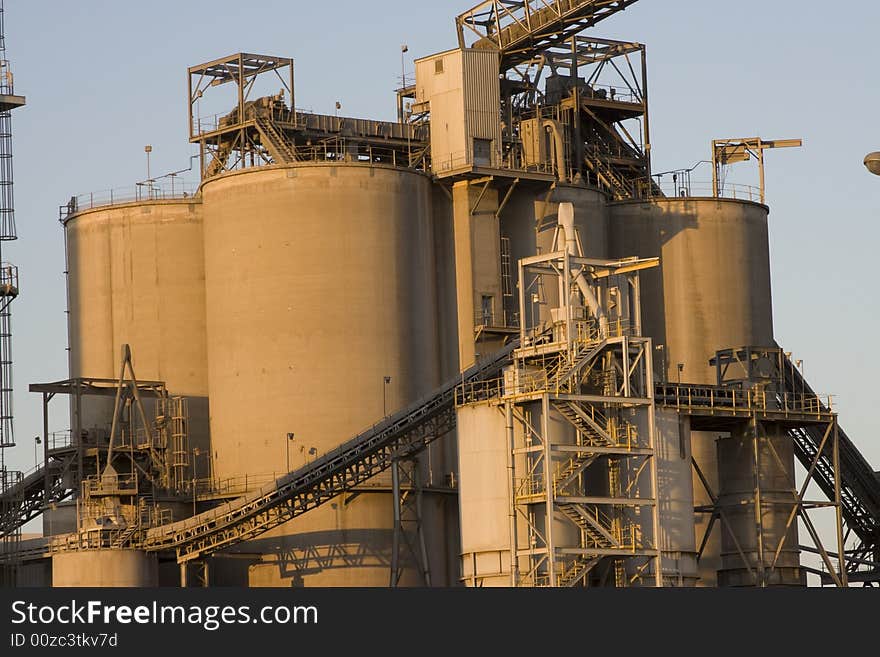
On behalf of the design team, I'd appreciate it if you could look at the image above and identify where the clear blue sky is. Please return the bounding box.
[4,1,879,516]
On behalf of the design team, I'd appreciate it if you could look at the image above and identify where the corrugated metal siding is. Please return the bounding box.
[416,48,501,172]
[462,49,502,163]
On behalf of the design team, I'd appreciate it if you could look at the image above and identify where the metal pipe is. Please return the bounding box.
[505,402,519,586]
[558,203,607,334]
[543,120,568,183]
[104,346,130,479]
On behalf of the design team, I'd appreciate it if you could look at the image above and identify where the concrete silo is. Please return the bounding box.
[55,198,209,586]
[200,163,454,586]
[608,197,801,586]
[64,199,210,461]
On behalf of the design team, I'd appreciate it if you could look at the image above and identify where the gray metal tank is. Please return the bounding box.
[608,197,799,586]
[64,199,210,472]
[200,163,450,586]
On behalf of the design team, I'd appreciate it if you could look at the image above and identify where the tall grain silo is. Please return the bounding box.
[608,197,801,586]
[64,199,210,461]
[200,162,454,586]
[57,197,209,586]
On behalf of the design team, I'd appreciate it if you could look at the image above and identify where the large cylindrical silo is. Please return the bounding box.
[608,197,799,586]
[64,199,210,470]
[201,163,450,587]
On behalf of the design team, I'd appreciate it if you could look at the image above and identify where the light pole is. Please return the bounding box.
[383,376,392,416]
[865,152,880,176]
[401,44,408,91]
[144,145,153,196]
[401,44,410,162]
[286,432,295,473]
[191,446,201,516]
[33,435,41,469]
[677,363,684,385]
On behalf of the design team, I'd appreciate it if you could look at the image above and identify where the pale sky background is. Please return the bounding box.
[2,1,878,575]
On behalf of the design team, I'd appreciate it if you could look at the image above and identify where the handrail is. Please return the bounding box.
[59,181,199,221]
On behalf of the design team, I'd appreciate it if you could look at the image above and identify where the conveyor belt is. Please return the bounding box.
[777,349,880,548]
[142,340,519,562]
[456,0,640,69]
[0,453,74,537]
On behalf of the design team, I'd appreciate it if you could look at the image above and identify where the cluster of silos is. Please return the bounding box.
[59,148,800,588]
[59,173,802,588]
[61,162,460,586]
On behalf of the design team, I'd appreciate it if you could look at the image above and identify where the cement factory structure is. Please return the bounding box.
[1,0,879,588]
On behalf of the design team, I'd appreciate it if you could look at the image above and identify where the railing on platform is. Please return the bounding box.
[655,383,834,416]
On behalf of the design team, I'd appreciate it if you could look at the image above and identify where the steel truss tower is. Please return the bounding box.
[0,0,25,587]
[456,223,664,587]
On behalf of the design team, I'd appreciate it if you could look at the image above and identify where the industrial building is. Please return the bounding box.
[1,0,879,587]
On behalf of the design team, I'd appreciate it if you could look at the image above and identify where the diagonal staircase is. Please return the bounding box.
[555,452,600,491]
[558,555,601,587]
[254,116,298,164]
[552,400,616,446]
[558,502,617,548]
[583,152,633,200]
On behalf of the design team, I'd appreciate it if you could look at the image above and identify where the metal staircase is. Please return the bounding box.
[557,556,600,587]
[254,116,298,164]
[583,152,633,199]
[552,400,616,446]
[554,452,599,491]
[558,503,617,548]
[547,338,606,389]
[556,503,616,587]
